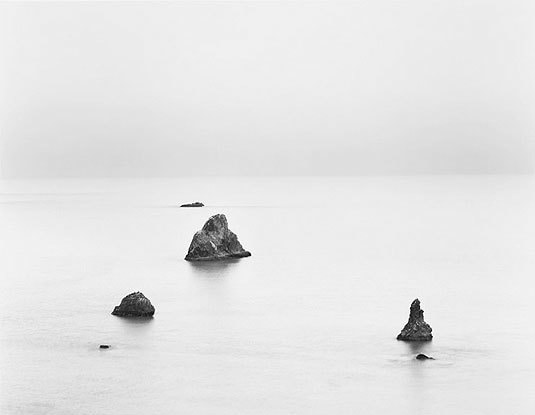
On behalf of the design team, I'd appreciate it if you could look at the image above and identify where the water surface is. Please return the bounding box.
[1,176,534,414]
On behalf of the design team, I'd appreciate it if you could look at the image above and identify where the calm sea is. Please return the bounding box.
[1,176,534,414]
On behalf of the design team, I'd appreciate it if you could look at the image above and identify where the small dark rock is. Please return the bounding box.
[99,345,110,349]
[181,202,204,207]
[185,214,251,261]
[397,298,433,341]
[416,354,434,360]
[111,292,155,317]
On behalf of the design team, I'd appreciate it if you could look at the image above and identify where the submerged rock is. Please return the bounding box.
[185,214,251,261]
[416,354,434,360]
[111,292,155,317]
[397,299,433,341]
[181,202,204,207]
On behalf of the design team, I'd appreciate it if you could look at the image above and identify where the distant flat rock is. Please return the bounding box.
[185,214,251,261]
[111,292,155,317]
[180,202,204,207]
[397,298,433,341]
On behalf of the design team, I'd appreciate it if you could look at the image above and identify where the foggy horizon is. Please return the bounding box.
[1,0,534,178]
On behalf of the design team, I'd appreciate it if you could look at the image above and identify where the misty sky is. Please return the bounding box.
[1,1,534,177]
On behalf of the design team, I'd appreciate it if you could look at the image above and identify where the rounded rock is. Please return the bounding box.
[416,353,434,360]
[111,292,155,317]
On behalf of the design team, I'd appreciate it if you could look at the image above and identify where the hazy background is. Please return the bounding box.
[1,0,534,177]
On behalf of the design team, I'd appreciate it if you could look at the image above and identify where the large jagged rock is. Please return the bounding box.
[397,298,433,341]
[111,292,155,317]
[185,214,251,261]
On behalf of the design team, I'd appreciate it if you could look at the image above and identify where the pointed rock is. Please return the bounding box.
[111,292,155,317]
[397,298,433,341]
[185,214,251,261]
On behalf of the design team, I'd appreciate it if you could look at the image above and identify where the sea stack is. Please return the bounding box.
[397,298,433,341]
[180,202,204,207]
[111,292,155,317]
[185,214,251,261]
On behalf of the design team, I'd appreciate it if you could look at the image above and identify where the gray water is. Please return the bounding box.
[1,176,534,414]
